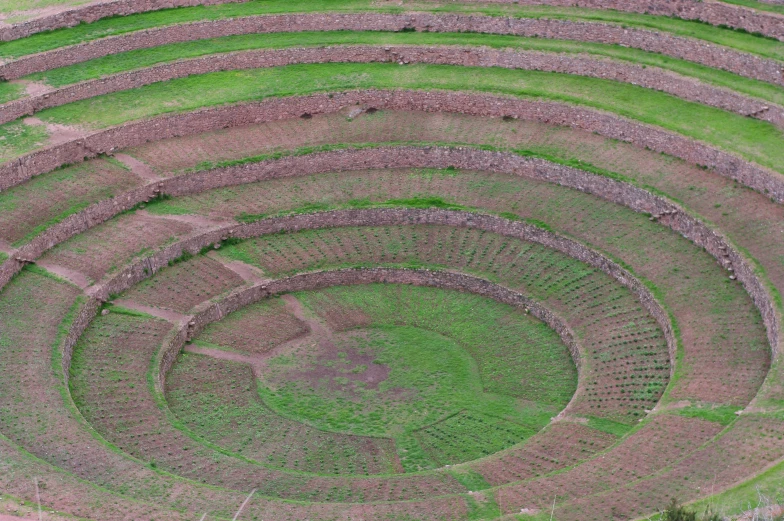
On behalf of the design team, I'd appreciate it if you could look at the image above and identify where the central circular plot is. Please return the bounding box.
[258,325,525,437]
[169,284,578,473]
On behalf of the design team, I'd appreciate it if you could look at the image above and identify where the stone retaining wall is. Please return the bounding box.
[445,0,784,41]
[0,0,245,42]
[155,267,581,392]
[2,0,782,43]
[2,45,780,127]
[2,144,778,363]
[60,296,101,379]
[1,13,781,86]
[2,91,782,202]
[85,207,675,373]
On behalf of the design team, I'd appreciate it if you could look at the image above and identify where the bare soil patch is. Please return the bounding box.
[34,259,91,288]
[113,153,160,182]
[551,413,784,520]
[22,116,85,146]
[472,421,619,485]
[497,413,725,517]
[0,270,218,519]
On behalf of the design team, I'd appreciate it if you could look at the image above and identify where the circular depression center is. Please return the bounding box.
[169,284,578,472]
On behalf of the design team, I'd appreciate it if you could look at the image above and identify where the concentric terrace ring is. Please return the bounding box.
[1,6,783,518]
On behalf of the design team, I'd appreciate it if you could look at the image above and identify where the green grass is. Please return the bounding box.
[295,284,577,407]
[29,63,784,175]
[0,82,24,104]
[672,405,742,426]
[717,0,784,15]
[0,121,48,163]
[260,325,535,435]
[0,0,92,15]
[448,468,493,491]
[1,0,782,60]
[236,196,467,223]
[586,416,635,437]
[465,490,501,520]
[23,31,784,108]
[170,284,576,473]
[276,285,575,469]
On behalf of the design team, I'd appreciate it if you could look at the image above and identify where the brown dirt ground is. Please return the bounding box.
[197,296,309,356]
[550,413,784,520]
[496,413,726,517]
[471,421,619,485]
[0,270,230,520]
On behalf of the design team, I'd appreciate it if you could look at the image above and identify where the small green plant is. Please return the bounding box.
[661,499,722,521]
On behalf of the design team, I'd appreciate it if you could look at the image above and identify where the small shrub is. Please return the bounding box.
[661,499,722,521]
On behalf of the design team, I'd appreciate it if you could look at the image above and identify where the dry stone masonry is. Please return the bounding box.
[1,13,782,86]
[1,45,781,127]
[2,0,782,42]
[2,91,782,201]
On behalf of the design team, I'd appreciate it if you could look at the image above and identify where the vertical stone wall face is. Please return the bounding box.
[82,207,675,377]
[60,297,101,379]
[2,46,780,127]
[2,145,777,364]
[155,267,581,392]
[2,0,782,42]
[0,0,246,41]
[1,14,781,84]
[2,92,783,202]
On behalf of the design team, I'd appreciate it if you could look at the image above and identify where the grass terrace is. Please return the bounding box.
[0,1,783,519]
[2,1,783,60]
[0,64,771,178]
[6,32,779,110]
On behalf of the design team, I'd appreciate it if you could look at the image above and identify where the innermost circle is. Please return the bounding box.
[258,325,495,437]
[178,284,578,470]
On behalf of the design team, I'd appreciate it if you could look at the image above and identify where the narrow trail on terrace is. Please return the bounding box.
[184,294,337,379]
[22,117,86,146]
[114,153,161,182]
[35,260,91,289]
[0,238,14,254]
[111,298,189,323]
[139,210,233,230]
[206,252,270,284]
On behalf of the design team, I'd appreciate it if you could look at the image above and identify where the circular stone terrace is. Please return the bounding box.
[0,3,783,521]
